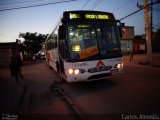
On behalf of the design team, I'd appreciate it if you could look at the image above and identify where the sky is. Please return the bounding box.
[0,0,160,43]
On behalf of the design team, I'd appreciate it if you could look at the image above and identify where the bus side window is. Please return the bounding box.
[58,25,66,39]
[58,25,67,59]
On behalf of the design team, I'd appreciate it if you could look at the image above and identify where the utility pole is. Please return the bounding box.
[150,0,153,51]
[144,0,152,63]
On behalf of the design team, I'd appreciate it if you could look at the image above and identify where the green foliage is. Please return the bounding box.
[19,32,48,54]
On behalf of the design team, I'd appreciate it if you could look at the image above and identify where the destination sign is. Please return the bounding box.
[70,13,80,19]
[85,14,109,19]
[69,13,109,20]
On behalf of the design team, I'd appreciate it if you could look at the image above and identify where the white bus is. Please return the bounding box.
[45,10,123,82]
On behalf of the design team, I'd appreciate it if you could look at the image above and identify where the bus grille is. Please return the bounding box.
[88,66,112,73]
[88,73,111,80]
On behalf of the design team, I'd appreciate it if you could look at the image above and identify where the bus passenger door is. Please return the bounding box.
[58,25,66,75]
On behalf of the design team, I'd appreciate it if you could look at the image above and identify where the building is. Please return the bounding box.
[120,26,135,54]
[134,34,146,54]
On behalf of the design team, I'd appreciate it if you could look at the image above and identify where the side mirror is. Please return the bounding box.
[116,20,125,38]
[58,25,66,39]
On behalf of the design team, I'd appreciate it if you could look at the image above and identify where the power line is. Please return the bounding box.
[153,1,160,11]
[120,8,143,20]
[153,23,160,27]
[89,0,98,10]
[89,0,103,10]
[0,0,46,6]
[92,0,103,10]
[81,0,90,10]
[112,0,133,12]
[0,0,77,12]
[120,0,160,20]
[152,23,160,31]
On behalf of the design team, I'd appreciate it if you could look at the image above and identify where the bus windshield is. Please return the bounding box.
[67,21,121,61]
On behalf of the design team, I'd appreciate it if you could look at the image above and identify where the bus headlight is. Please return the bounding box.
[68,68,85,75]
[117,63,123,68]
[69,69,74,74]
[74,69,79,75]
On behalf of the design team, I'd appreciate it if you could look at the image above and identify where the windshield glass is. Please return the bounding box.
[67,22,121,61]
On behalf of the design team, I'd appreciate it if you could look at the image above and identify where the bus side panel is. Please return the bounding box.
[46,49,59,72]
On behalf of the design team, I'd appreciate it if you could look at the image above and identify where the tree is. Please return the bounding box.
[19,32,48,60]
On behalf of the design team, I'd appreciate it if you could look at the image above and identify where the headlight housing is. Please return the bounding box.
[74,69,79,75]
[68,68,85,75]
[117,63,123,69]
